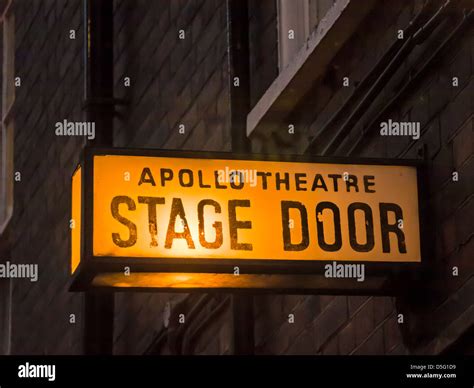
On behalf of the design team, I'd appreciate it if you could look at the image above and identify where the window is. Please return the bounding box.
[0,0,14,235]
[277,0,336,71]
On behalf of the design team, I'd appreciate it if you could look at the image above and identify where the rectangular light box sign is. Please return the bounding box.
[70,148,422,292]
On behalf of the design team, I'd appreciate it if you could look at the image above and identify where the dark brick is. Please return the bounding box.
[319,295,335,310]
[254,295,283,346]
[374,297,395,326]
[248,0,277,107]
[353,298,375,347]
[440,78,473,143]
[286,330,316,355]
[410,93,430,130]
[322,335,339,355]
[389,343,409,355]
[348,296,368,316]
[434,153,474,223]
[448,44,472,101]
[455,196,474,249]
[453,118,473,169]
[383,315,403,353]
[197,70,222,113]
[256,324,293,355]
[441,214,457,258]
[338,321,356,355]
[422,119,442,160]
[430,143,454,194]
[427,277,474,341]
[314,296,348,351]
[196,7,222,65]
[354,326,385,355]
[282,296,321,347]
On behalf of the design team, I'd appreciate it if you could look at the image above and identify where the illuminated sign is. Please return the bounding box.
[70,148,422,292]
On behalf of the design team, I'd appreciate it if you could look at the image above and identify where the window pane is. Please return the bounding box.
[278,0,308,70]
[309,0,318,32]
[309,0,336,33]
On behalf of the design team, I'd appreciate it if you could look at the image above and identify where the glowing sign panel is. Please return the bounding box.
[70,149,422,291]
[92,155,420,262]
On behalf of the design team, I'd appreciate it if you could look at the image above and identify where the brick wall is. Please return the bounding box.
[9,0,84,354]
[250,0,473,355]
[248,0,278,108]
[4,0,472,355]
[112,0,232,355]
[8,0,233,355]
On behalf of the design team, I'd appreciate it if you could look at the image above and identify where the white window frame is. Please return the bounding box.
[248,0,376,138]
[277,0,310,71]
[277,0,337,72]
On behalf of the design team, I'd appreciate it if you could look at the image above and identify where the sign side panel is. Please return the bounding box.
[71,166,82,274]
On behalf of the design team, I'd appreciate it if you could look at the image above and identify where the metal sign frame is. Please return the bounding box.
[69,147,427,294]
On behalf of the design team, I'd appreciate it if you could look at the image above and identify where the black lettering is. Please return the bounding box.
[311,174,328,191]
[281,201,309,251]
[363,175,376,193]
[275,172,290,191]
[229,171,244,189]
[198,170,211,188]
[214,170,227,189]
[328,174,342,192]
[198,199,223,249]
[138,167,156,186]
[111,196,137,247]
[348,202,374,252]
[164,198,195,249]
[138,196,165,247]
[228,199,253,250]
[315,202,342,251]
[257,172,272,190]
[345,174,359,192]
[178,169,194,187]
[379,203,407,253]
[160,168,173,187]
[295,173,307,191]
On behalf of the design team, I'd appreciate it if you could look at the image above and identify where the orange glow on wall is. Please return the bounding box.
[91,272,387,290]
